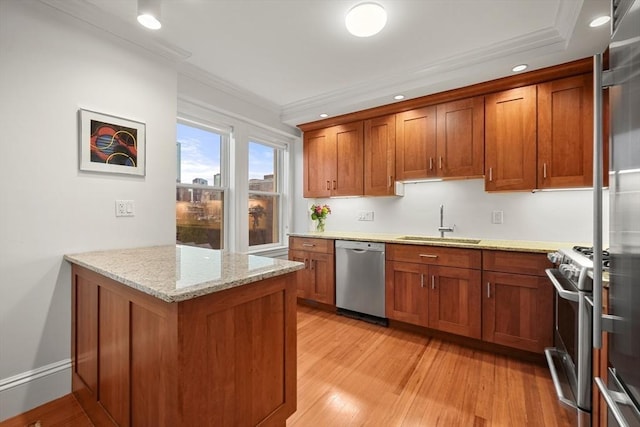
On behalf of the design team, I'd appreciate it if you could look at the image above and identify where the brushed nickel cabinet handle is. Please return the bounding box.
[431,275,435,290]
[543,163,547,179]
[388,176,392,187]
[419,254,438,259]
[439,157,443,169]
[302,243,315,247]
[420,274,425,288]
[429,157,433,170]
[489,167,493,182]
[304,258,308,269]
[333,180,337,190]
[487,282,491,298]
[326,180,330,190]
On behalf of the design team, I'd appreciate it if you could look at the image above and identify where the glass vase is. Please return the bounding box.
[315,217,326,232]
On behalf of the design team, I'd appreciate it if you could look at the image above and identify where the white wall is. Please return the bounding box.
[0,1,177,420]
[292,143,609,245]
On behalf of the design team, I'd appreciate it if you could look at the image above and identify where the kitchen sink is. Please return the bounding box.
[397,236,482,244]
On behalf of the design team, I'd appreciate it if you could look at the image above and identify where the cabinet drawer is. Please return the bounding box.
[289,237,334,254]
[482,250,552,276]
[386,244,481,269]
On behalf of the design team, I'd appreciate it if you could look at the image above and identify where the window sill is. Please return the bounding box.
[249,245,289,259]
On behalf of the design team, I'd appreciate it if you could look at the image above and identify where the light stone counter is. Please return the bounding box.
[65,244,304,303]
[288,231,585,254]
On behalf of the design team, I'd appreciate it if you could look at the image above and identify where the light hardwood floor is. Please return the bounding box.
[1,305,573,427]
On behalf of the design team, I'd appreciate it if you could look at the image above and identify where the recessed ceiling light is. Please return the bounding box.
[345,3,387,37]
[319,113,328,118]
[512,64,528,72]
[589,16,611,27]
[394,95,405,100]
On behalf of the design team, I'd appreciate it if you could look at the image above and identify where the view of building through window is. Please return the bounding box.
[248,141,280,247]
[176,123,224,249]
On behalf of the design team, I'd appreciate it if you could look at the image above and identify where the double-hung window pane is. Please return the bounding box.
[248,141,281,247]
[176,122,225,249]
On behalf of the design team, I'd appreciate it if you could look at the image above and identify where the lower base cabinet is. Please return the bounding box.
[481,251,554,353]
[289,237,335,305]
[385,247,553,353]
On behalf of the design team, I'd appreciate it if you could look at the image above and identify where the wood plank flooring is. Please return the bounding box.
[1,305,574,427]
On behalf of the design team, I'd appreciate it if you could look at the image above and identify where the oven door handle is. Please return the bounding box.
[545,269,580,302]
[544,348,579,410]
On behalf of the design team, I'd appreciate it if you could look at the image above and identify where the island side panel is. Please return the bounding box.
[71,265,179,427]
[177,273,297,427]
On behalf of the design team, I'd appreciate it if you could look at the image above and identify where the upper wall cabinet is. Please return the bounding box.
[303,121,364,198]
[537,74,594,189]
[485,86,538,191]
[485,73,599,191]
[436,97,485,178]
[364,114,396,196]
[396,97,484,181]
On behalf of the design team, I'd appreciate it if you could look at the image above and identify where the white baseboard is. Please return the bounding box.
[0,359,71,422]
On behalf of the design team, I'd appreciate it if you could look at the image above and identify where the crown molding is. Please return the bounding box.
[281,0,584,126]
[177,63,282,116]
[37,0,191,62]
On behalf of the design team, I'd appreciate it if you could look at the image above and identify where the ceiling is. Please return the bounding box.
[40,0,611,127]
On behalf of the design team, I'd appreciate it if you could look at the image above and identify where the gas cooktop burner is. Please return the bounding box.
[572,246,610,270]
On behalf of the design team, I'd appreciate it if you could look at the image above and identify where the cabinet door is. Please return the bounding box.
[334,122,364,196]
[385,261,429,326]
[396,106,437,180]
[303,128,335,198]
[485,86,537,191]
[289,250,310,299]
[538,74,593,188]
[365,114,396,196]
[308,252,335,305]
[482,271,553,353]
[428,266,481,339]
[436,97,484,178]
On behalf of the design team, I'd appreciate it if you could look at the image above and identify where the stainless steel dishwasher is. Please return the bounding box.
[335,240,387,324]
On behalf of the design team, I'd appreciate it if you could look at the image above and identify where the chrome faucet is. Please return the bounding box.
[438,204,454,238]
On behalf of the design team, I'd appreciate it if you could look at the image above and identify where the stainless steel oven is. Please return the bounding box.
[545,247,598,426]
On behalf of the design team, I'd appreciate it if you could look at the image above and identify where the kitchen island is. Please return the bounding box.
[65,245,304,427]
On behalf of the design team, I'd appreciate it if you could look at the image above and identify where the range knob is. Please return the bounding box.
[559,263,580,281]
[548,252,563,264]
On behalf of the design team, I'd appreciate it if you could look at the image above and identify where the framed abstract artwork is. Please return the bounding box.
[79,109,146,176]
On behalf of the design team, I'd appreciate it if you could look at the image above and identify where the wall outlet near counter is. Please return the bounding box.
[492,210,503,224]
[358,211,374,221]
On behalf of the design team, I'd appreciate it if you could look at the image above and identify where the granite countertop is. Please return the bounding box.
[289,231,583,254]
[65,245,305,303]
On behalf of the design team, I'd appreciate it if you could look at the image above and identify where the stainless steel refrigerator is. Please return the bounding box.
[594,0,640,425]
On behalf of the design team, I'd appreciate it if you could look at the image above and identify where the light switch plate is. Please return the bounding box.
[358,211,374,221]
[491,210,503,224]
[116,200,135,217]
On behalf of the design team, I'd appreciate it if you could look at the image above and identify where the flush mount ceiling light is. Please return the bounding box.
[137,0,162,30]
[512,64,528,72]
[345,3,387,37]
[589,15,611,27]
[394,95,405,100]
[319,113,329,118]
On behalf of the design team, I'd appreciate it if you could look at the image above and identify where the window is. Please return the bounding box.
[176,121,226,249]
[248,140,283,248]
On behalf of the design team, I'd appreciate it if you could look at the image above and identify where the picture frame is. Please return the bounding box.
[79,109,146,176]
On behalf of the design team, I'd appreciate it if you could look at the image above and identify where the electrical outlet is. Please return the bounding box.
[115,200,135,217]
[358,211,374,221]
[491,210,503,224]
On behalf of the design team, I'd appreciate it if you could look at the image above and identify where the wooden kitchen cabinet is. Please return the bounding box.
[303,121,363,197]
[436,97,485,178]
[482,251,554,353]
[364,114,396,196]
[289,237,335,305]
[396,97,484,181]
[485,85,538,191]
[395,106,437,180]
[385,244,482,338]
[538,73,594,188]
